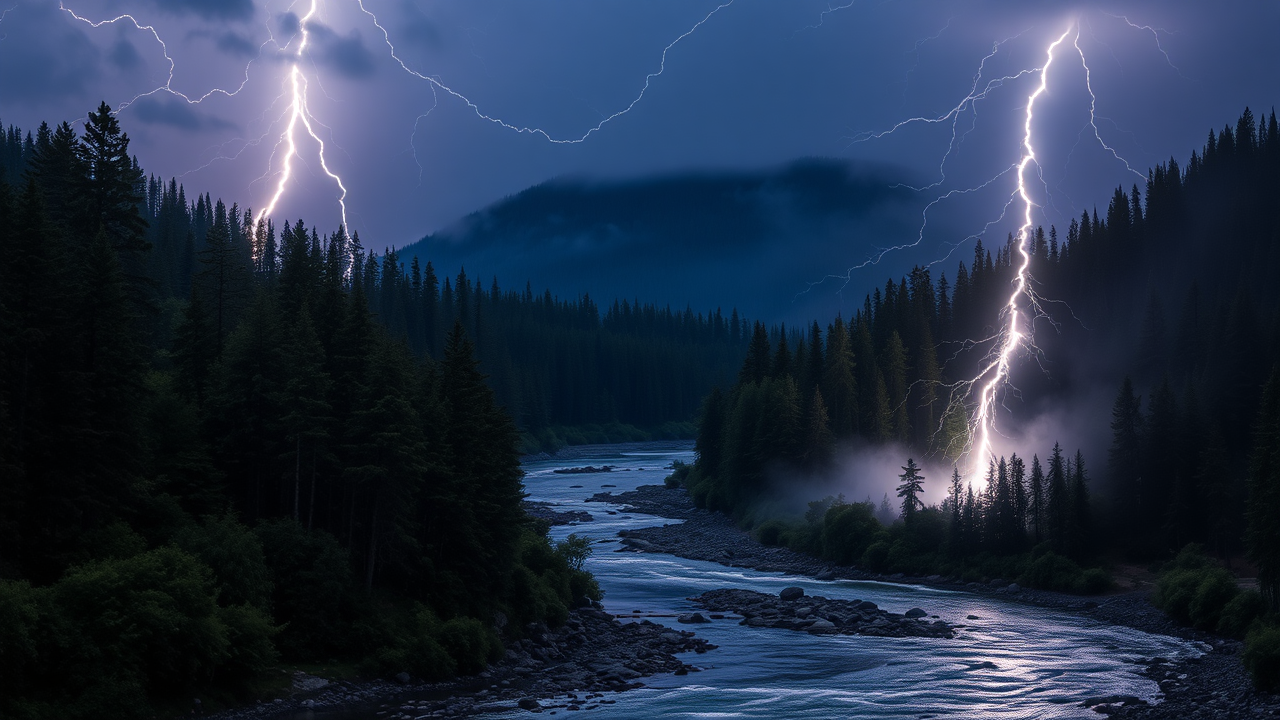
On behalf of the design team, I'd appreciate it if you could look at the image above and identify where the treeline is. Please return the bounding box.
[4,117,746,448]
[0,105,598,718]
[678,108,1280,600]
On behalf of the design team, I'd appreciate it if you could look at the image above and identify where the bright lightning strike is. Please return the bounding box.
[253,0,349,237]
[967,24,1075,477]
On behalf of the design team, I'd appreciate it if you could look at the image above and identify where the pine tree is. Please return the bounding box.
[896,458,925,523]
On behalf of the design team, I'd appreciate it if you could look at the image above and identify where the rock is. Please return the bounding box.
[795,607,812,619]
[780,587,805,601]
[966,615,981,620]
[518,697,542,711]
[807,619,837,633]
[1006,583,1021,593]
[394,672,411,684]
[904,608,927,619]
[677,613,710,624]
[856,600,878,611]
[815,570,837,581]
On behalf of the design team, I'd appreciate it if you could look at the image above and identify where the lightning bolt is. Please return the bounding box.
[966,25,1074,475]
[1105,12,1183,76]
[356,0,737,146]
[57,2,266,111]
[253,0,349,237]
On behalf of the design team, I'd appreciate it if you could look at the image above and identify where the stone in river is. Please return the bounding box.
[855,600,878,611]
[678,613,710,624]
[779,587,805,601]
[807,619,837,634]
[904,608,927,618]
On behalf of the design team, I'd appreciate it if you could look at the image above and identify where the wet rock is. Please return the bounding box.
[905,608,927,619]
[678,612,710,624]
[780,587,805,601]
[695,588,955,639]
[519,697,542,710]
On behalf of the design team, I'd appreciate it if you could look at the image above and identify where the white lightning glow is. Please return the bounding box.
[58,2,265,111]
[967,25,1075,476]
[356,0,737,145]
[252,0,348,235]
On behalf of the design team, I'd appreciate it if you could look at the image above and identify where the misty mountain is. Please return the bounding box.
[400,159,922,324]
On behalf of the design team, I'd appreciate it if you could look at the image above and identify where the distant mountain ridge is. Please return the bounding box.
[399,158,920,323]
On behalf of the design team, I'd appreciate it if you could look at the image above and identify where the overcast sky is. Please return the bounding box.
[1,0,1277,303]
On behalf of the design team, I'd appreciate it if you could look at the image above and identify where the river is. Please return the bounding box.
[509,442,1199,719]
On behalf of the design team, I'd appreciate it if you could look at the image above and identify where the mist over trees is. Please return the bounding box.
[678,107,1280,595]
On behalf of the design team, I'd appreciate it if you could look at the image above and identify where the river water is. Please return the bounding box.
[507,443,1199,719]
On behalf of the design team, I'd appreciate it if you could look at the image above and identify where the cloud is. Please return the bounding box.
[130,96,238,132]
[109,37,143,71]
[0,2,99,103]
[214,30,257,57]
[146,0,255,23]
[307,24,377,79]
[277,12,300,38]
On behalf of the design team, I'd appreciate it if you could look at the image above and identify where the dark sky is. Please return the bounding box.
[1,0,1277,308]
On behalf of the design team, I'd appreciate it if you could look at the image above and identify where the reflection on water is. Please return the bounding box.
[327,443,1198,719]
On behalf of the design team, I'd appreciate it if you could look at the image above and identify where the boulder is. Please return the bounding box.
[677,612,710,624]
[779,587,805,601]
[807,619,837,634]
[394,672,411,684]
[904,608,927,619]
[855,600,878,611]
[518,698,542,711]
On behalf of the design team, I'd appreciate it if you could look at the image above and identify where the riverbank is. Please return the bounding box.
[205,606,714,719]
[595,483,1280,719]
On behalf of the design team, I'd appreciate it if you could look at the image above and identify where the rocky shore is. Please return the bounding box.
[693,586,956,638]
[207,607,714,720]
[598,483,1280,719]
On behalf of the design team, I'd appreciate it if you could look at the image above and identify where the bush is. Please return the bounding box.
[1154,548,1240,630]
[438,617,503,675]
[361,603,457,681]
[1218,590,1264,638]
[862,541,891,573]
[216,603,279,691]
[755,520,788,547]
[1076,568,1112,595]
[1189,570,1240,630]
[1245,621,1280,690]
[254,519,355,659]
[821,502,881,565]
[1020,552,1084,593]
[665,460,690,489]
[175,512,273,610]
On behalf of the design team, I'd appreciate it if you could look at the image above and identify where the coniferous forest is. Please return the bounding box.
[676,109,1280,678]
[5,94,1280,712]
[0,104,740,717]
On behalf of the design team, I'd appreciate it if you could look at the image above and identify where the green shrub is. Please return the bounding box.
[216,603,279,691]
[439,617,503,675]
[756,520,788,547]
[1075,568,1112,595]
[821,502,881,565]
[1245,621,1280,690]
[254,519,354,659]
[665,460,690,489]
[1218,590,1264,638]
[176,512,273,610]
[1189,569,1240,630]
[862,541,891,573]
[1020,552,1084,592]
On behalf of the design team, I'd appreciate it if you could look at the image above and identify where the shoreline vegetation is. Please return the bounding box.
[604,482,1280,719]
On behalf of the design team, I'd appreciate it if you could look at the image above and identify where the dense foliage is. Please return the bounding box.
[0,105,599,719]
[680,109,1280,680]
